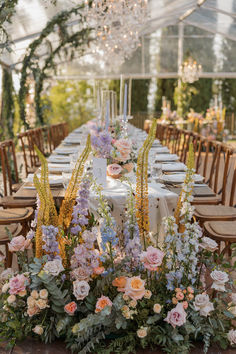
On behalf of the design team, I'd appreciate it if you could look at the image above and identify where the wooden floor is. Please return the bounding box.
[1,339,236,354]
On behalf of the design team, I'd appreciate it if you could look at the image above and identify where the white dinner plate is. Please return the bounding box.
[155,154,179,162]
[162,173,204,183]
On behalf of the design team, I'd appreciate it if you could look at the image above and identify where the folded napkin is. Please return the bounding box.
[155,154,179,162]
[55,147,79,155]
[48,155,71,164]
[155,147,169,153]
[162,162,187,172]
[162,173,203,183]
[26,174,64,185]
[48,163,71,173]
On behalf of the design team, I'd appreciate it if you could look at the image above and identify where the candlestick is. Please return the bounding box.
[105,99,110,131]
[123,83,128,122]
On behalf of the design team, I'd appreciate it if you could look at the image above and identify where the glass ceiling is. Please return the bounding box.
[1,0,236,78]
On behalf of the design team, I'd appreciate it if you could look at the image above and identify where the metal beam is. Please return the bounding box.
[52,72,236,80]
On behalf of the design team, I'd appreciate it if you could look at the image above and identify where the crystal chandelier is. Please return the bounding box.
[85,0,148,66]
[179,57,202,83]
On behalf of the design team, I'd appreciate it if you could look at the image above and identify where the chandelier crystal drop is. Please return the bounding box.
[84,0,148,66]
[179,57,202,83]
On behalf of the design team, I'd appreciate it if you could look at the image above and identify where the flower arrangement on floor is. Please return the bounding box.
[91,125,135,179]
[0,129,236,354]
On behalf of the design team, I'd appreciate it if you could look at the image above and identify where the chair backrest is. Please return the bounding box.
[229,163,236,207]
[49,123,66,150]
[0,140,19,196]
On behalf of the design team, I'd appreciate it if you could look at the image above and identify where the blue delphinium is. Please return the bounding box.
[71,178,90,235]
[91,131,112,158]
[42,225,60,261]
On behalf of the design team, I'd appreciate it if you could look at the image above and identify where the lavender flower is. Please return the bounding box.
[71,178,90,235]
[42,225,60,261]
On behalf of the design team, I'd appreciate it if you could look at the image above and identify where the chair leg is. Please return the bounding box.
[5,243,13,268]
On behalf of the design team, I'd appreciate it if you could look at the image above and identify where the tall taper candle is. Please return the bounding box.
[105,99,110,131]
[123,83,128,122]
[119,74,123,116]
[128,78,132,116]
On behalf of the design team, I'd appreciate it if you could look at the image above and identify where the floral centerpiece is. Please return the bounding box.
[0,126,236,354]
[91,126,135,179]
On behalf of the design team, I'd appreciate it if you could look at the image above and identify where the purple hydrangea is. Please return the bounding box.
[91,131,112,158]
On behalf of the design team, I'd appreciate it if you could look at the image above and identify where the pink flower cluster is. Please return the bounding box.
[9,274,29,295]
[8,236,32,253]
[114,139,131,163]
[164,303,187,328]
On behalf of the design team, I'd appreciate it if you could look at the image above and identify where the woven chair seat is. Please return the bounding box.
[0,196,36,208]
[0,223,22,242]
[0,207,34,223]
[195,205,236,221]
[204,221,236,241]
[191,196,220,205]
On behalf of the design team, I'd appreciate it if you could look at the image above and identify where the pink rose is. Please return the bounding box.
[140,246,164,271]
[9,274,28,295]
[107,164,123,177]
[114,139,131,156]
[8,236,32,252]
[123,162,134,173]
[64,301,77,316]
[164,303,187,328]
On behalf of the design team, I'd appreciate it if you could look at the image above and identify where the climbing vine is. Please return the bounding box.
[0,0,18,51]
[34,28,91,125]
[1,67,15,139]
[18,4,88,128]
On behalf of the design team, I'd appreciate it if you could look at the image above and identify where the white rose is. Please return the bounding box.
[1,283,9,293]
[200,237,218,252]
[199,302,214,317]
[228,329,236,345]
[193,294,210,310]
[33,325,44,335]
[7,294,16,304]
[43,259,64,276]
[210,270,229,292]
[73,280,90,300]
[39,289,48,300]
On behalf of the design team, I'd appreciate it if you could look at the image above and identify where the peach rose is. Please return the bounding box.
[107,164,123,178]
[36,299,48,310]
[33,325,44,335]
[64,301,77,316]
[182,301,188,309]
[114,139,131,156]
[124,276,145,300]
[39,289,48,299]
[137,327,148,338]
[112,276,127,292]
[27,305,40,317]
[123,162,134,173]
[176,292,184,301]
[153,303,162,313]
[144,290,152,299]
[8,236,31,252]
[93,267,105,275]
[95,295,112,313]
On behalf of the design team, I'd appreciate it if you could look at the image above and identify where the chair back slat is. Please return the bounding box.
[0,140,19,196]
[229,164,236,207]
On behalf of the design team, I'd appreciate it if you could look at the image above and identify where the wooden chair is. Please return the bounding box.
[49,123,66,150]
[194,162,236,225]
[0,140,22,196]
[204,220,236,257]
[0,141,36,209]
[18,131,38,176]
[0,223,23,268]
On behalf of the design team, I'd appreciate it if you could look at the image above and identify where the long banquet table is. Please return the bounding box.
[13,122,217,238]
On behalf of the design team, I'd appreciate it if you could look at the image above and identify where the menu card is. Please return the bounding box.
[93,157,107,187]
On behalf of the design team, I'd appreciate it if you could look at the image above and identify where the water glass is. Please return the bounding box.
[62,172,72,190]
[151,163,162,182]
[70,153,78,170]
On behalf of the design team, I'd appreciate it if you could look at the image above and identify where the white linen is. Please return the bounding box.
[55,147,79,155]
[48,163,71,173]
[162,173,204,183]
[48,155,71,163]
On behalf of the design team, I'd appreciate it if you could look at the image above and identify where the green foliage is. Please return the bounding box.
[174,81,198,118]
[155,79,177,111]
[0,0,18,51]
[1,67,15,139]
[18,4,87,128]
[43,80,93,132]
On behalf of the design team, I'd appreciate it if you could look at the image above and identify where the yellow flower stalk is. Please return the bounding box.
[174,141,195,232]
[58,134,91,262]
[135,119,157,247]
